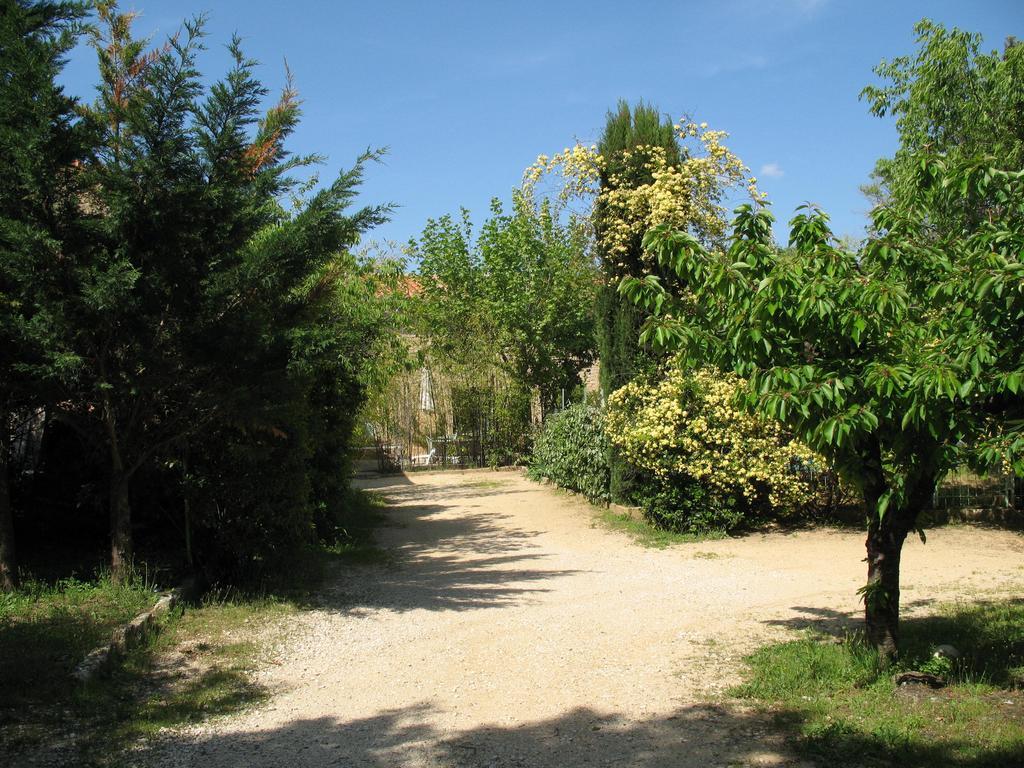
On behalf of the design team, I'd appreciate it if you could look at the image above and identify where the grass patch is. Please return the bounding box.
[693,550,730,560]
[72,595,295,766]
[0,578,287,766]
[322,487,391,566]
[733,599,1024,767]
[0,573,156,759]
[461,479,506,490]
[596,509,728,548]
[2,487,391,766]
[0,574,156,708]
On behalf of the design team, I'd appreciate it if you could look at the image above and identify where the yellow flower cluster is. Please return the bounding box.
[522,120,765,267]
[605,364,818,512]
[522,144,602,203]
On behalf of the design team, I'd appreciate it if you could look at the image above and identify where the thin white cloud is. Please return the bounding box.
[793,0,829,14]
[760,162,785,178]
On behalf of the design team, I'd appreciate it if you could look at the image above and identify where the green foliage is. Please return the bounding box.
[860,19,1024,232]
[0,0,87,387]
[479,194,597,410]
[1,2,395,586]
[482,385,534,467]
[528,403,610,504]
[734,599,1024,767]
[631,477,745,536]
[413,191,598,413]
[630,159,1024,505]
[0,0,91,588]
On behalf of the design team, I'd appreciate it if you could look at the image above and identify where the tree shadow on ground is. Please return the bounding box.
[762,596,1017,650]
[761,604,859,638]
[313,493,582,614]
[132,696,1024,768]
[134,701,792,768]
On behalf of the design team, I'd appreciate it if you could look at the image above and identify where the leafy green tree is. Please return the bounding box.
[68,4,257,579]
[413,192,598,415]
[625,155,1024,659]
[185,168,389,579]
[478,193,596,412]
[413,209,489,367]
[860,19,1023,230]
[0,0,89,590]
[624,18,1023,660]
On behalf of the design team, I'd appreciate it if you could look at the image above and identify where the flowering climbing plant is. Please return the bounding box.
[522,120,762,269]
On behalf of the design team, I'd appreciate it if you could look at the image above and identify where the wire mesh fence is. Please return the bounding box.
[793,459,1022,519]
[930,469,1020,513]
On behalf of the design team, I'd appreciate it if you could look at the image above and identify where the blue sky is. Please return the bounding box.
[59,0,1021,247]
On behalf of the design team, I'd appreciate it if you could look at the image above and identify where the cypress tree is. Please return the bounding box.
[594,101,681,503]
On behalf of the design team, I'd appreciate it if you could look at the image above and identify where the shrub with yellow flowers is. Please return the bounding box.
[605,362,821,533]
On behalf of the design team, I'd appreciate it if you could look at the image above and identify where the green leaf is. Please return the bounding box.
[877,491,892,520]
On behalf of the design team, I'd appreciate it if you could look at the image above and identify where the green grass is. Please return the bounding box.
[0,573,157,758]
[72,596,295,766]
[322,487,391,566]
[1,488,391,766]
[4,581,319,766]
[596,508,728,548]
[461,479,507,490]
[733,599,1024,767]
[693,550,731,560]
[0,574,156,706]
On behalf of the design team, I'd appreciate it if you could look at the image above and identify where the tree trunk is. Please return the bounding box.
[182,447,193,569]
[864,511,908,662]
[0,406,18,591]
[101,381,133,583]
[109,466,132,582]
[861,453,939,663]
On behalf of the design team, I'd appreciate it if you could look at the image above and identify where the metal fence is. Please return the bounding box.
[930,469,1020,512]
[792,459,1022,518]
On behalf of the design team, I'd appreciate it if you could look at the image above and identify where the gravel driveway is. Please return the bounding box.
[147,469,1024,767]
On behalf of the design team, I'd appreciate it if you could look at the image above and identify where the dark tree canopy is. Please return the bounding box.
[2,0,393,586]
[0,0,90,590]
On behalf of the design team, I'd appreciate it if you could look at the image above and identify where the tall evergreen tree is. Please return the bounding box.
[0,0,89,590]
[69,2,389,579]
[594,101,681,503]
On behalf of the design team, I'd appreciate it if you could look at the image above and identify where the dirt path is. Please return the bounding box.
[149,470,1024,767]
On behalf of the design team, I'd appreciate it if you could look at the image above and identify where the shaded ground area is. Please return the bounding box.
[144,470,1024,767]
